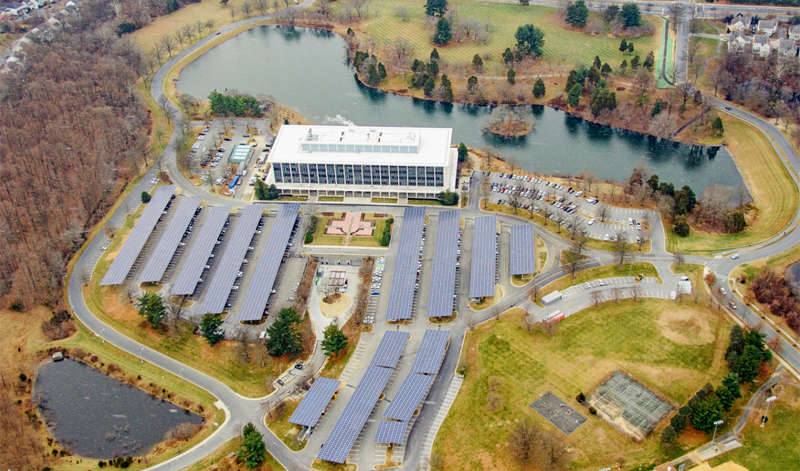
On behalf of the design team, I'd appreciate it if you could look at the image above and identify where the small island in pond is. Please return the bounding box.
[483,105,536,138]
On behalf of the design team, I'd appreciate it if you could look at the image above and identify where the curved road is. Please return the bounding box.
[64,3,800,470]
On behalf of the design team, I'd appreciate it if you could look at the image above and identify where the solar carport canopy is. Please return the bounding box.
[318,366,393,464]
[427,209,460,318]
[101,185,176,286]
[370,330,409,369]
[289,376,341,428]
[374,421,407,444]
[385,206,426,321]
[138,196,202,283]
[410,329,450,375]
[469,215,497,298]
[171,206,231,296]
[237,203,300,322]
[383,372,434,422]
[510,224,536,276]
[199,204,263,314]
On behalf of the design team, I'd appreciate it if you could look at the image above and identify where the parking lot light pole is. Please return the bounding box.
[711,419,724,446]
[180,367,185,381]
[139,347,144,364]
[100,328,105,343]
[761,395,778,427]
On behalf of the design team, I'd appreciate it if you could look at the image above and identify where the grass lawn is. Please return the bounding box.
[184,437,285,471]
[350,0,661,70]
[707,387,800,471]
[469,285,504,311]
[265,399,307,451]
[347,213,392,247]
[277,195,309,201]
[371,197,398,204]
[319,196,344,202]
[307,213,345,246]
[511,273,533,286]
[409,199,444,205]
[535,233,546,271]
[670,114,799,254]
[434,299,732,471]
[84,209,297,398]
[538,262,661,297]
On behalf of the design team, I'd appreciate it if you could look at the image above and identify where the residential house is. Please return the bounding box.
[778,38,798,58]
[728,31,748,52]
[752,34,771,57]
[777,27,787,39]
[758,19,779,37]
[790,25,800,41]
[728,14,752,32]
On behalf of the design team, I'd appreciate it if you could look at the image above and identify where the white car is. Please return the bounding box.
[731,254,740,259]
[588,219,595,226]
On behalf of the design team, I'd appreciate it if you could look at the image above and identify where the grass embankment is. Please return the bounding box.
[352,0,661,71]
[707,385,800,471]
[266,399,307,451]
[184,437,285,471]
[434,299,732,471]
[538,262,661,298]
[484,202,652,253]
[670,114,799,254]
[348,213,392,248]
[307,213,345,246]
[85,208,294,398]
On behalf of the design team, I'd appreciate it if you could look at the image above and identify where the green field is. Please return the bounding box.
[434,299,732,471]
[307,213,345,246]
[351,0,662,69]
[347,214,392,247]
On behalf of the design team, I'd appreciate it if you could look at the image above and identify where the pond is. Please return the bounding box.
[35,359,204,459]
[176,25,744,193]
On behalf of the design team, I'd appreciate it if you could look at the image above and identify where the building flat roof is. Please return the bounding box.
[269,125,454,167]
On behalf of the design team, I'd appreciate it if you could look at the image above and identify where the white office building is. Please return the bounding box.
[265,125,459,199]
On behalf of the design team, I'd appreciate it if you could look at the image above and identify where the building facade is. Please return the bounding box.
[265,125,459,199]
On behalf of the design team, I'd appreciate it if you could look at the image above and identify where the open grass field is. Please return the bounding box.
[266,399,307,451]
[347,213,391,247]
[538,262,660,297]
[670,114,799,254]
[351,0,661,70]
[434,298,732,471]
[307,213,345,246]
[185,437,285,471]
[707,385,800,471]
[84,209,295,398]
[689,37,719,80]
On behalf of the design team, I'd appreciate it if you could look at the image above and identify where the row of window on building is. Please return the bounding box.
[273,163,445,187]
[300,143,419,154]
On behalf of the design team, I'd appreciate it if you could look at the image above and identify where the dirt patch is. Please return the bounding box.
[657,309,714,345]
[320,294,350,318]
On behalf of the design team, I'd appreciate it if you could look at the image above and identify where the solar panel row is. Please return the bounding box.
[138,196,202,284]
[469,215,497,299]
[382,372,434,422]
[510,224,536,276]
[317,366,394,464]
[427,210,460,318]
[170,206,232,296]
[101,185,176,286]
[370,331,410,369]
[410,329,451,375]
[199,205,264,315]
[374,420,407,445]
[237,203,301,322]
[289,377,341,428]
[385,207,426,322]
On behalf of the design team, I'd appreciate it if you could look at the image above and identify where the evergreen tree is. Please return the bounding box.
[724,211,746,233]
[457,143,468,162]
[619,59,628,74]
[254,179,268,200]
[239,423,266,469]
[502,47,515,65]
[620,3,642,28]
[660,425,676,448]
[619,38,628,53]
[437,189,459,205]
[266,184,280,200]
[135,292,166,329]
[367,64,381,86]
[565,0,589,28]
[427,60,439,77]
[378,62,387,79]
[717,373,742,412]
[630,54,641,70]
[712,117,724,137]
[673,215,690,237]
[532,78,546,98]
[600,62,612,78]
[507,68,516,85]
[691,395,724,433]
[467,75,478,88]
[266,308,303,357]
[440,74,454,101]
[424,0,448,17]
[472,53,483,70]
[430,48,440,61]
[651,99,662,117]
[627,42,635,53]
[514,24,546,57]
[322,323,348,358]
[643,51,655,70]
[433,18,452,46]
[200,314,225,346]
[567,83,582,107]
[141,191,151,203]
[423,76,436,97]
[593,55,602,70]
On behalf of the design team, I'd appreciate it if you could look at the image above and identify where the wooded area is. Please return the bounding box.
[0,0,160,309]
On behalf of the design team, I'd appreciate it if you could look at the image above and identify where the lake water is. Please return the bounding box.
[35,359,204,459]
[176,25,743,192]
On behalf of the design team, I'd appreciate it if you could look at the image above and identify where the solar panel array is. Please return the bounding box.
[469,215,497,298]
[410,329,451,375]
[427,210,460,318]
[289,376,341,428]
[101,185,176,286]
[237,203,300,322]
[374,420,407,444]
[510,224,536,276]
[383,373,434,422]
[171,206,231,296]
[318,366,394,464]
[370,331,410,369]
[199,205,264,314]
[385,206,426,322]
[138,196,202,283]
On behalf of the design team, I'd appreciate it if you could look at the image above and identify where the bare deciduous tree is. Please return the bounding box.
[508,419,543,464]
[590,290,602,307]
[596,203,610,222]
[611,286,622,303]
[614,230,630,267]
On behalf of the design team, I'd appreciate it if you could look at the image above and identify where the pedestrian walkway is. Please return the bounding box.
[422,374,463,460]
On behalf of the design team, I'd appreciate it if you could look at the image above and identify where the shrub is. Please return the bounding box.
[576,392,586,403]
[141,191,151,203]
[588,406,597,414]
[380,218,394,247]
